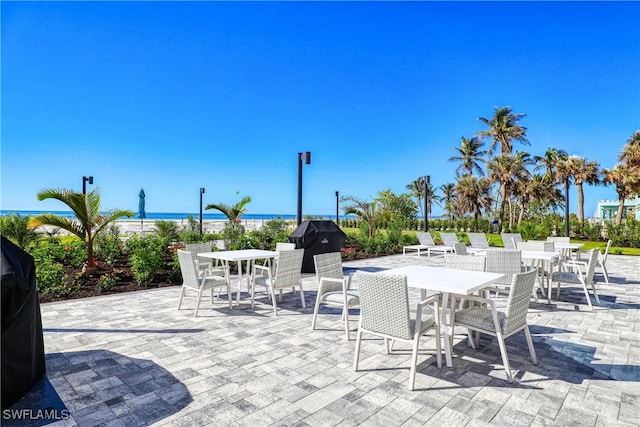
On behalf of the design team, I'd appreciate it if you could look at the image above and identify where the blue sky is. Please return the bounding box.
[2,1,639,218]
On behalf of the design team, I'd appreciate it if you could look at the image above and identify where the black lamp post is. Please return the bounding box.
[297,151,311,226]
[199,187,205,237]
[423,175,430,232]
[335,191,339,226]
[82,176,93,194]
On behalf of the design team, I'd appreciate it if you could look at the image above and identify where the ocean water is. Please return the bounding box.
[0,210,341,221]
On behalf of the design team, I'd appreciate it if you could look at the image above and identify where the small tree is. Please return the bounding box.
[28,188,133,274]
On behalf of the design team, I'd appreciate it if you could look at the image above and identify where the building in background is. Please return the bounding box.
[593,197,640,221]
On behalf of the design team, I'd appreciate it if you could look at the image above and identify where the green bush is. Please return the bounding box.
[155,220,181,242]
[36,259,74,296]
[126,236,166,287]
[94,234,124,265]
[0,213,39,249]
[97,272,119,292]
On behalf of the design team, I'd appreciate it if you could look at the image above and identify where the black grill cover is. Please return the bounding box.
[1,236,46,409]
[289,220,346,273]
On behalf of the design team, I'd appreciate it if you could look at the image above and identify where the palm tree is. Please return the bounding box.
[454,175,492,229]
[341,196,386,238]
[533,147,568,182]
[567,156,600,224]
[477,106,530,155]
[514,174,562,226]
[405,177,426,219]
[205,195,252,228]
[439,182,457,226]
[619,130,640,195]
[28,188,133,274]
[487,152,531,230]
[448,136,487,177]
[602,165,635,224]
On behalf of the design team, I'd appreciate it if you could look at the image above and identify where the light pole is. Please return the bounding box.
[297,151,311,226]
[82,176,93,194]
[423,175,430,232]
[199,188,205,237]
[335,191,339,226]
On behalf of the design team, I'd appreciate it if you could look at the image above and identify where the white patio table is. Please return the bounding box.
[521,250,562,302]
[198,249,278,305]
[553,242,585,260]
[379,265,505,368]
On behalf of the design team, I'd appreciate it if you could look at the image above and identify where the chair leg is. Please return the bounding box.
[270,287,279,316]
[311,295,322,330]
[523,326,537,365]
[495,332,513,383]
[299,284,306,308]
[409,336,420,390]
[580,279,594,310]
[194,288,204,318]
[591,282,600,304]
[384,338,391,354]
[343,306,351,341]
[602,265,610,284]
[353,328,363,371]
[177,286,186,310]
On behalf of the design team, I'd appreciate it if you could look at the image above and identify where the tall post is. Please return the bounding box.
[335,191,339,226]
[424,175,430,232]
[297,151,311,226]
[199,187,205,238]
[82,176,93,194]
[564,178,570,237]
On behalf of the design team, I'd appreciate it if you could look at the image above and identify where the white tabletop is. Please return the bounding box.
[197,249,277,262]
[553,242,584,250]
[380,265,505,295]
[521,250,562,261]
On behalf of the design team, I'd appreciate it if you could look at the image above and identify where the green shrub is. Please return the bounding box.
[94,234,124,265]
[155,220,181,242]
[97,272,119,292]
[36,259,74,296]
[0,213,39,249]
[126,236,165,287]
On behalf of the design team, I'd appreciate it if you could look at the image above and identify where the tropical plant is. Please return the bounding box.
[205,195,251,228]
[454,175,492,229]
[439,182,457,226]
[0,213,39,249]
[487,152,531,230]
[341,196,387,239]
[533,147,568,183]
[567,156,600,225]
[477,106,530,155]
[28,189,133,274]
[154,219,181,242]
[405,177,426,219]
[602,164,635,225]
[376,189,417,226]
[448,136,487,177]
[125,236,165,287]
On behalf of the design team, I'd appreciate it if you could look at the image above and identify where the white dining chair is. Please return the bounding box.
[251,248,305,315]
[550,248,600,309]
[598,240,612,283]
[177,250,232,317]
[353,272,441,390]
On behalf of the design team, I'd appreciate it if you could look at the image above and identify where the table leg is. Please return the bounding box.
[237,261,243,305]
[441,292,453,368]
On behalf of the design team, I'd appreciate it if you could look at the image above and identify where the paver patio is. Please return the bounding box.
[5,254,640,426]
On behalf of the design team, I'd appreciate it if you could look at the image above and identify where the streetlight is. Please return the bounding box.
[199,187,205,237]
[297,151,311,226]
[423,175,430,232]
[335,191,339,226]
[82,176,93,194]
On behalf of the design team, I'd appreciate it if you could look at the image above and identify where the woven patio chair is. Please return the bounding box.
[501,233,523,250]
[450,269,538,383]
[251,248,305,315]
[184,242,216,276]
[550,248,600,309]
[353,272,441,390]
[177,250,231,317]
[311,252,359,340]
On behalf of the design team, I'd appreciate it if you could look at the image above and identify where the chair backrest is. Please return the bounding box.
[485,249,522,285]
[547,236,570,244]
[584,248,600,284]
[453,242,468,255]
[468,232,490,249]
[501,233,523,250]
[275,242,296,252]
[602,240,612,263]
[516,240,554,252]
[272,248,304,290]
[445,254,485,271]
[177,250,200,290]
[314,252,345,294]
[356,272,412,340]
[184,242,213,265]
[503,269,537,334]
[439,232,459,247]
[415,232,436,246]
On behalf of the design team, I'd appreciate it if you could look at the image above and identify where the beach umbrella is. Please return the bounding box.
[138,188,146,229]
